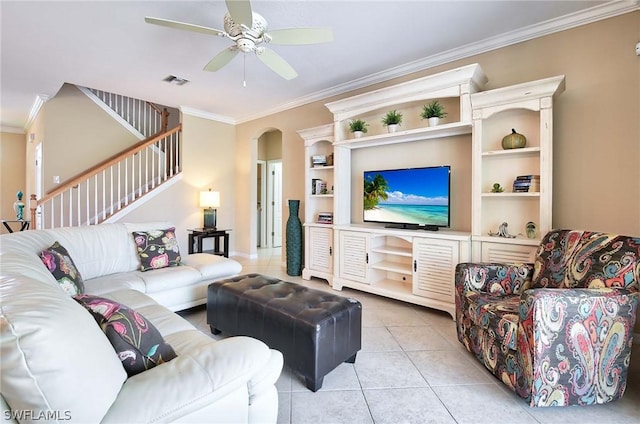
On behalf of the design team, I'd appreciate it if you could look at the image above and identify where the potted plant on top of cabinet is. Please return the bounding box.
[348,119,369,138]
[420,100,447,127]
[381,110,403,133]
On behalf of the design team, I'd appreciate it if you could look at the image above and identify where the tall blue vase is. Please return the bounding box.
[286,199,302,276]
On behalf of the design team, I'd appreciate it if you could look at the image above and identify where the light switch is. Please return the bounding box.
[53,176,60,184]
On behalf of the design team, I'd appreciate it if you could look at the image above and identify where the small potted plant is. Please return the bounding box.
[381,110,403,133]
[348,119,369,138]
[420,100,447,127]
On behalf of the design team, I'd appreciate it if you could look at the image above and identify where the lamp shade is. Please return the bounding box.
[199,190,220,208]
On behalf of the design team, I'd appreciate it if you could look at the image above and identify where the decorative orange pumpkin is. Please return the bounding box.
[501,128,527,149]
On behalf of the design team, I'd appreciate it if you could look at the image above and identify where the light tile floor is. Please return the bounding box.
[179,247,640,424]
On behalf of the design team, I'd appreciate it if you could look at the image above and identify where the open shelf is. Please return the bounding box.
[482,146,540,157]
[370,260,412,275]
[334,122,472,149]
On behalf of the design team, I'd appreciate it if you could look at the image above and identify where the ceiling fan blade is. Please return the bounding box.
[203,48,240,72]
[257,48,297,80]
[145,17,225,37]
[268,28,334,45]
[225,0,253,27]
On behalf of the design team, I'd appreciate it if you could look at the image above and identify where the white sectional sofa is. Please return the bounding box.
[0,222,284,423]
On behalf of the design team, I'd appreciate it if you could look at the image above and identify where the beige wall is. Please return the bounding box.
[119,113,237,255]
[41,84,141,193]
[0,132,27,233]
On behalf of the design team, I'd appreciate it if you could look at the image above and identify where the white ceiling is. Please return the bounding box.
[1,0,636,131]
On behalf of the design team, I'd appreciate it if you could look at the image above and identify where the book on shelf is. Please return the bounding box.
[311,155,327,166]
[515,175,540,181]
[512,175,540,193]
[314,179,327,195]
[317,212,333,224]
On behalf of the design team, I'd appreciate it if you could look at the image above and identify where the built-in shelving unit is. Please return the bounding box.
[298,65,565,318]
[470,76,565,262]
[298,124,335,283]
[319,64,487,317]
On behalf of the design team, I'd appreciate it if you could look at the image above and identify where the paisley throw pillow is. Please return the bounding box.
[74,294,177,377]
[40,241,85,295]
[132,227,181,271]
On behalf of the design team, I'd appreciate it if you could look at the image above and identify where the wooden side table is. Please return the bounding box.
[188,228,231,257]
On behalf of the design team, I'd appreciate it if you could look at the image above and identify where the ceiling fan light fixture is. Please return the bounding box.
[146,0,333,81]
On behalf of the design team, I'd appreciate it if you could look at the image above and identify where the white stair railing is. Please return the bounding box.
[88,88,168,138]
[30,126,181,229]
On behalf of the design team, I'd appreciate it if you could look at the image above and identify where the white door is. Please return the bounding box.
[267,161,282,247]
[35,142,43,229]
[257,160,267,247]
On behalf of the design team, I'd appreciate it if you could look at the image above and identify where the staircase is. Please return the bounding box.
[86,88,170,138]
[30,89,182,229]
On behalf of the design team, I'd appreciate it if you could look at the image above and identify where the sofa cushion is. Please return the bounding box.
[132,227,181,271]
[465,292,520,350]
[182,253,243,280]
[83,271,146,296]
[74,294,178,377]
[139,265,202,294]
[0,274,127,423]
[39,241,85,295]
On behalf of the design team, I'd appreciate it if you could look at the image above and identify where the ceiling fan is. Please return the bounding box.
[145,0,333,80]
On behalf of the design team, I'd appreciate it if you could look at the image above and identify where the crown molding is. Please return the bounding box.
[1,126,26,134]
[236,0,640,124]
[180,106,236,125]
[24,94,50,131]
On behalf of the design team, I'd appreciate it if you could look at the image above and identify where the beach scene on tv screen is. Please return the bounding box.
[363,167,449,226]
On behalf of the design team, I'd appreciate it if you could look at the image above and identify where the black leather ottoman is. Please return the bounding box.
[206,273,362,391]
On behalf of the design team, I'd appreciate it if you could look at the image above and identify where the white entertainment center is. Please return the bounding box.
[298,64,565,318]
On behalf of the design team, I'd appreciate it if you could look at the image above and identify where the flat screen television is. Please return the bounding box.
[363,165,451,229]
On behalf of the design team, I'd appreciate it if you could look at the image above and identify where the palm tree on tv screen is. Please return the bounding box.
[364,174,389,210]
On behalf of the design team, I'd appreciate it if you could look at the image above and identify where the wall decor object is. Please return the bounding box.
[420,100,447,127]
[491,183,504,193]
[501,128,527,149]
[526,221,537,239]
[489,222,516,238]
[286,199,303,276]
[13,191,25,220]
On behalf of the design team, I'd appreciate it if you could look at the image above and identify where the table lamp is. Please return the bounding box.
[199,189,220,229]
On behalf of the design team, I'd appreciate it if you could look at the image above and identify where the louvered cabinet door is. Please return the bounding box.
[338,231,368,283]
[412,238,459,303]
[308,226,333,273]
[481,242,537,263]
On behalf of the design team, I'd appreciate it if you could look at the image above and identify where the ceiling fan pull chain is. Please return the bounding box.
[243,54,247,87]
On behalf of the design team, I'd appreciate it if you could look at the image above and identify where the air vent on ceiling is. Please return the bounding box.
[163,75,189,86]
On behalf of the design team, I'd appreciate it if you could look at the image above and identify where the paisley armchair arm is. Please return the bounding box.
[516,287,639,406]
[455,262,534,296]
[454,262,534,346]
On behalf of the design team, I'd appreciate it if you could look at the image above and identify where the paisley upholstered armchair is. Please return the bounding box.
[455,229,639,407]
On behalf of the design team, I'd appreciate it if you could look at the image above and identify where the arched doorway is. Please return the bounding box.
[256,130,283,249]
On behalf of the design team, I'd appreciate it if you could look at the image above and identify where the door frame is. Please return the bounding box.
[257,160,267,248]
[266,159,282,248]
